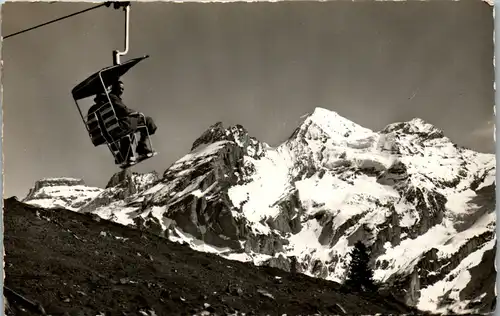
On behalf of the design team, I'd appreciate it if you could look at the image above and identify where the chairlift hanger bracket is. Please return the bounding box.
[108,1,132,65]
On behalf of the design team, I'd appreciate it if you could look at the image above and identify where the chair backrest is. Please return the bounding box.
[86,101,122,146]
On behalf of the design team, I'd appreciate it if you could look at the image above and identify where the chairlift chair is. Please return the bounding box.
[71,55,157,169]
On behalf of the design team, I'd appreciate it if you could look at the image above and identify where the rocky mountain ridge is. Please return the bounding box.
[22,107,496,315]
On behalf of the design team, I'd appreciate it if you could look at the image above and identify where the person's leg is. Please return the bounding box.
[117,117,138,163]
[145,116,157,135]
[136,116,156,156]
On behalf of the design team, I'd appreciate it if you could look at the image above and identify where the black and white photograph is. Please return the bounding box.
[2,1,496,315]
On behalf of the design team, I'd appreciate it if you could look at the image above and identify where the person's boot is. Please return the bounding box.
[136,137,154,157]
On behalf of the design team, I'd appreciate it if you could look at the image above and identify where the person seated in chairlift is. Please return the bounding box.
[87,80,157,164]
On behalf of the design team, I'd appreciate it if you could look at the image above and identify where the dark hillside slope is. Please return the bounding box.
[4,197,423,315]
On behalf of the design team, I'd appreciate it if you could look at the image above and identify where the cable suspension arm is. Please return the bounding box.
[113,2,131,65]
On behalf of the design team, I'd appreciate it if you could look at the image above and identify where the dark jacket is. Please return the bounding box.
[87,93,108,117]
[87,93,137,138]
[108,93,136,119]
[87,93,135,119]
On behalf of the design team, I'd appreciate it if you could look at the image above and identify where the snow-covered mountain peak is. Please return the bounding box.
[282,107,378,163]
[24,177,87,198]
[191,122,228,151]
[373,117,460,162]
[297,107,374,141]
[23,177,103,211]
[279,108,382,174]
[381,117,444,138]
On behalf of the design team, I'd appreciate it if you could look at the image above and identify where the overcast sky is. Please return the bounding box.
[2,1,495,198]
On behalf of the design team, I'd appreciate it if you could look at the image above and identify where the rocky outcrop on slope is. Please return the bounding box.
[79,170,160,214]
[403,186,447,237]
[458,245,496,313]
[382,229,495,308]
[151,142,248,248]
[376,160,409,185]
[454,183,496,232]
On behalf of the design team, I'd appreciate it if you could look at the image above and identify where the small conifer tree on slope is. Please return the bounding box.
[344,240,377,291]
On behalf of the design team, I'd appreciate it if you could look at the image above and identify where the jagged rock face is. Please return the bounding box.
[191,122,267,160]
[191,122,227,151]
[124,123,272,250]
[27,107,496,315]
[23,178,103,211]
[138,140,256,250]
[376,160,409,185]
[79,169,160,216]
[106,169,160,195]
